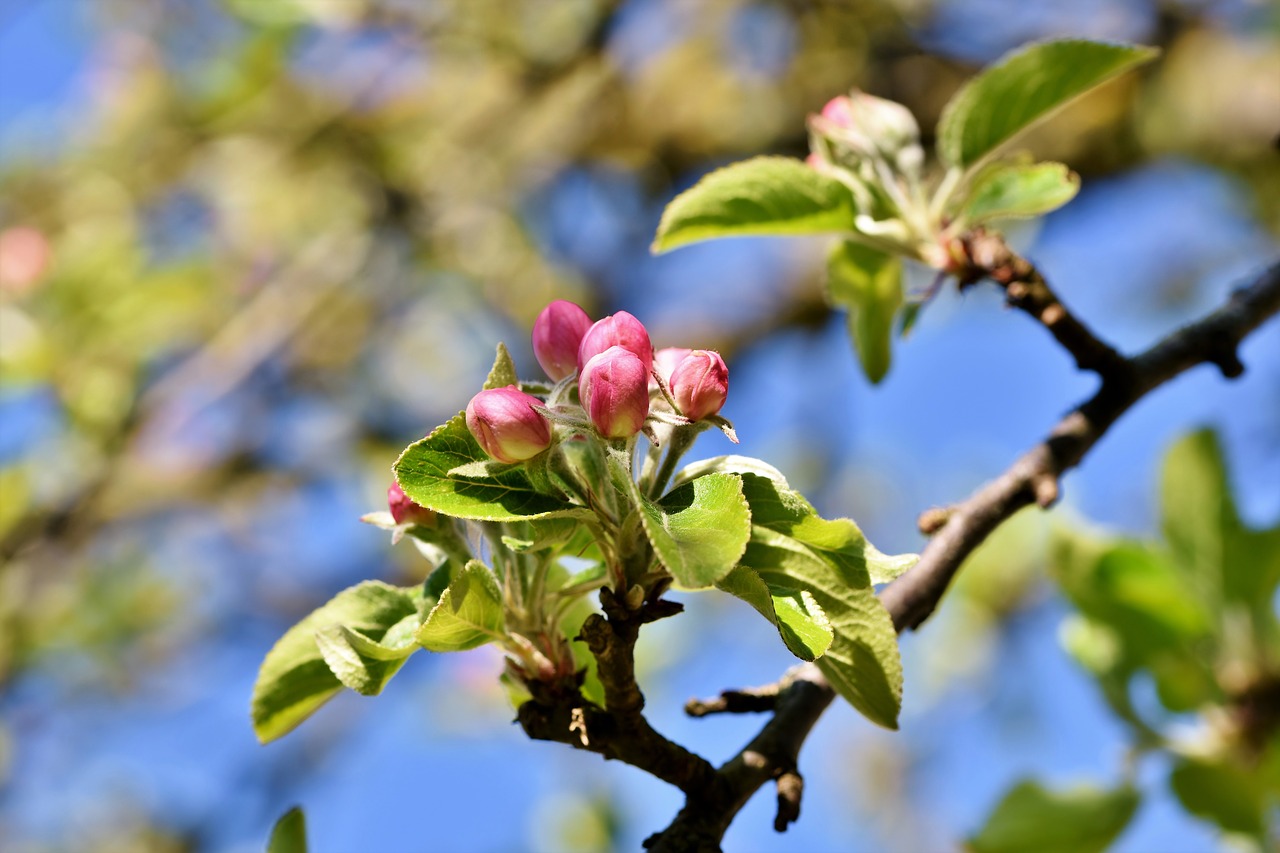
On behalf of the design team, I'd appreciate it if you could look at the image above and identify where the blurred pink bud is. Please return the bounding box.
[812,91,919,155]
[670,350,728,421]
[465,386,553,463]
[579,346,650,439]
[653,347,692,386]
[0,227,51,295]
[388,482,436,526]
[577,311,654,371]
[532,300,593,381]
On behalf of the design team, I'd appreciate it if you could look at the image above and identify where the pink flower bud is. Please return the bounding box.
[579,346,650,439]
[810,91,920,159]
[669,350,728,421]
[465,385,553,463]
[653,347,692,386]
[532,300,593,381]
[577,311,654,372]
[388,482,436,526]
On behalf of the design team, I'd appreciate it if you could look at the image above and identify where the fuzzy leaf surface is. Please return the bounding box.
[395,413,580,521]
[937,39,1158,169]
[640,472,751,589]
[415,561,505,652]
[717,566,833,660]
[652,157,857,253]
[737,474,913,728]
[251,581,421,743]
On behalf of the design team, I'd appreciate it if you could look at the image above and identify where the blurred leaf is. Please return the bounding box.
[1168,756,1267,840]
[959,161,1080,224]
[717,566,834,660]
[1160,429,1280,607]
[395,413,584,521]
[651,157,857,253]
[967,779,1140,853]
[267,806,307,853]
[415,561,505,652]
[252,581,422,743]
[639,473,751,589]
[737,474,910,728]
[826,239,903,384]
[938,39,1158,169]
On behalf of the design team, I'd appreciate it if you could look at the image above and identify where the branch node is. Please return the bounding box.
[1032,473,1060,508]
[773,770,804,832]
[917,506,952,535]
[1208,345,1245,379]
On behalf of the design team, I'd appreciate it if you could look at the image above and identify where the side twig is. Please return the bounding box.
[645,257,1280,851]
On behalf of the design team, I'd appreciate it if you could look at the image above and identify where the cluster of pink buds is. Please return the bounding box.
[463,300,731,461]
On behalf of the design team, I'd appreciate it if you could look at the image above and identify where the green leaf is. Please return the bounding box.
[652,156,857,253]
[395,412,583,521]
[826,239,903,384]
[415,561,506,652]
[482,342,519,390]
[639,472,751,589]
[1169,757,1267,839]
[672,454,791,490]
[251,581,422,743]
[314,613,419,696]
[937,39,1158,169]
[717,566,833,660]
[267,806,307,853]
[959,161,1080,224]
[968,779,1140,853]
[738,474,913,728]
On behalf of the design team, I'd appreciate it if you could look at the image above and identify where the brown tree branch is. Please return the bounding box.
[643,256,1280,850]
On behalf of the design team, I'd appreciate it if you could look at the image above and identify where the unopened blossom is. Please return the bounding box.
[811,91,920,159]
[652,347,692,386]
[465,385,552,463]
[577,311,654,371]
[388,482,435,527]
[669,350,729,421]
[532,300,593,381]
[579,345,650,439]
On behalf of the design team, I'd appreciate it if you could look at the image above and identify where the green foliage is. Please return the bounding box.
[251,581,422,743]
[826,239,903,384]
[1168,756,1269,840]
[967,780,1140,853]
[267,806,308,853]
[937,40,1159,169]
[415,561,506,652]
[717,567,833,660]
[651,157,858,253]
[394,412,582,521]
[736,474,910,729]
[958,161,1080,225]
[640,472,752,589]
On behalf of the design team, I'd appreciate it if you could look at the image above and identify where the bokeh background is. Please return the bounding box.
[1,0,1278,850]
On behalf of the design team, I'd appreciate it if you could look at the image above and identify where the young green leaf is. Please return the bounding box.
[968,779,1141,853]
[717,566,834,660]
[415,560,506,652]
[958,161,1080,224]
[826,239,904,384]
[937,39,1158,169]
[482,342,519,390]
[639,472,751,589]
[737,474,915,728]
[314,614,419,696]
[251,581,422,743]
[395,413,585,521]
[652,156,858,254]
[267,806,308,853]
